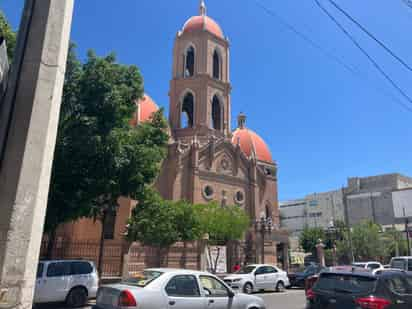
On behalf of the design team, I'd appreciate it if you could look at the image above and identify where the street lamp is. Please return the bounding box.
[254,216,274,264]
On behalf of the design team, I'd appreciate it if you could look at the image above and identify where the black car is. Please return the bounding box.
[307,269,412,308]
[288,263,326,288]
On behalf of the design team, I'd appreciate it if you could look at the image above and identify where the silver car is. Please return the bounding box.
[93,268,266,309]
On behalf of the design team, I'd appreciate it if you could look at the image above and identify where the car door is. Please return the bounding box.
[383,273,412,309]
[41,261,71,302]
[199,275,236,309]
[264,266,278,289]
[165,274,206,309]
[254,266,267,289]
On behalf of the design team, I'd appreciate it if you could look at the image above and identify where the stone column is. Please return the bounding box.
[0,1,74,308]
[316,240,326,267]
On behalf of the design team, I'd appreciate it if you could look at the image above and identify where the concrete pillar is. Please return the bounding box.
[0,1,74,308]
[316,240,326,267]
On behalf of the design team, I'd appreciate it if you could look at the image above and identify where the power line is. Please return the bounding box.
[252,0,357,75]
[252,0,412,113]
[314,0,412,112]
[403,0,412,9]
[327,0,412,72]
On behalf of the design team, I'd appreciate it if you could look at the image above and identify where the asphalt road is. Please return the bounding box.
[259,289,306,309]
[35,289,306,309]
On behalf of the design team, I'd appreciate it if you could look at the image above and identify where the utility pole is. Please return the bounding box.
[342,187,355,263]
[0,1,74,308]
[403,208,411,255]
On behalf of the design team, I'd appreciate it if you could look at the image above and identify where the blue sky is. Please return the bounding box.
[3,0,412,200]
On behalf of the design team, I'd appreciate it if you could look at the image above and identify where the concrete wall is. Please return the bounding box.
[280,190,344,236]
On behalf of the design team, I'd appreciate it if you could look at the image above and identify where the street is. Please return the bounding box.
[35,289,306,309]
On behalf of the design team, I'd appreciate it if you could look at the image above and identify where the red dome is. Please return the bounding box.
[232,128,273,163]
[130,94,159,126]
[183,16,224,39]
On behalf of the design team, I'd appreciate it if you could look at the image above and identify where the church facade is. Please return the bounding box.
[50,1,289,272]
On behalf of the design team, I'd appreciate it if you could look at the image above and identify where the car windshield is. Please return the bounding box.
[391,259,406,270]
[236,266,256,274]
[352,263,366,268]
[314,273,377,294]
[122,270,164,287]
[303,265,318,275]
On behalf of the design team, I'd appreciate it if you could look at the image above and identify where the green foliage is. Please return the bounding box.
[47,45,168,233]
[127,191,202,247]
[299,227,325,253]
[0,10,16,62]
[351,221,382,261]
[194,202,250,244]
[126,189,180,248]
[334,221,407,263]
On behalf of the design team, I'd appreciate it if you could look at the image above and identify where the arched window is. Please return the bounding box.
[211,95,222,131]
[185,46,195,77]
[265,203,272,220]
[213,50,220,79]
[181,93,194,128]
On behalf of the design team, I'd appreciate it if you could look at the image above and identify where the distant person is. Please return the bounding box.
[233,262,241,273]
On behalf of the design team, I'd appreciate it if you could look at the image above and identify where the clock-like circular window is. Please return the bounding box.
[203,185,214,200]
[235,191,245,204]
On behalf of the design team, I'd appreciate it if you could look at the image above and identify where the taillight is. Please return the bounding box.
[306,289,316,300]
[355,296,391,309]
[119,290,137,307]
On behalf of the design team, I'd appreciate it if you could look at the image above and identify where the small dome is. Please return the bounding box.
[182,16,224,39]
[130,94,159,126]
[232,114,273,163]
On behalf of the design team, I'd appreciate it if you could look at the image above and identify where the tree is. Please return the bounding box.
[126,191,203,267]
[299,227,325,254]
[194,202,249,273]
[46,47,169,274]
[351,221,382,261]
[0,10,16,62]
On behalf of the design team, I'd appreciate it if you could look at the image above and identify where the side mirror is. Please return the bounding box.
[228,290,235,298]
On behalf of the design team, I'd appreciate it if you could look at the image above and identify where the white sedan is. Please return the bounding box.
[223,264,290,294]
[93,268,266,309]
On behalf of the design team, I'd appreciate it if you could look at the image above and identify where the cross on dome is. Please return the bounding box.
[200,0,207,16]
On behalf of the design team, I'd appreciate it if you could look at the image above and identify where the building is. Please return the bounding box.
[346,173,412,228]
[280,173,412,251]
[280,190,344,250]
[48,1,288,275]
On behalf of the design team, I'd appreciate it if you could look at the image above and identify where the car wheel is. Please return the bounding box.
[243,282,253,294]
[66,287,88,308]
[276,281,285,293]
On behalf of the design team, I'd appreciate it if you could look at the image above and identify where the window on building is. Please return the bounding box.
[103,210,116,240]
[182,93,194,128]
[185,46,195,77]
[211,95,222,131]
[213,50,220,79]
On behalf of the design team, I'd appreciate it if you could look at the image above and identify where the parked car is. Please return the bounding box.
[304,265,367,296]
[288,263,326,288]
[93,268,266,309]
[223,264,290,294]
[34,260,99,307]
[390,256,412,271]
[307,268,412,308]
[352,261,384,272]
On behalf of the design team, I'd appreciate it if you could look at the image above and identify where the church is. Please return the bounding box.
[49,1,289,274]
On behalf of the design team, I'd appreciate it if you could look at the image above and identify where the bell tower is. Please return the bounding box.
[169,1,232,140]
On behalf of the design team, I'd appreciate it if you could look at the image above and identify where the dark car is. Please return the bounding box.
[307,269,412,308]
[288,263,326,288]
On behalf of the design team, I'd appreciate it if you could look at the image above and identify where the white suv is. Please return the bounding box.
[223,264,290,294]
[352,261,384,272]
[34,260,99,307]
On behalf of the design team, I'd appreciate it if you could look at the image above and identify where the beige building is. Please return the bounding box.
[50,1,288,273]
